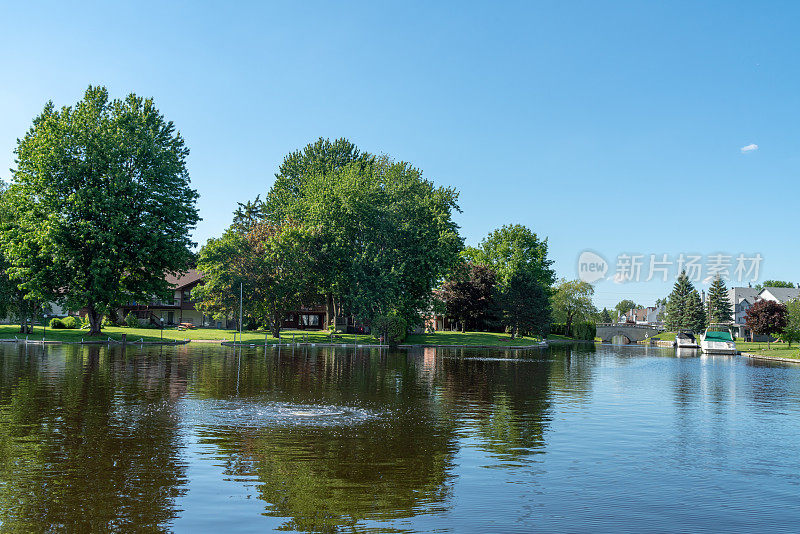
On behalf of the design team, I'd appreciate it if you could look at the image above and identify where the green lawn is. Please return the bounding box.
[736,340,800,359]
[404,331,545,347]
[651,332,677,341]
[0,325,367,344]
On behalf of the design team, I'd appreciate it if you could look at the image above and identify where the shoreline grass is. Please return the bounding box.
[0,325,567,347]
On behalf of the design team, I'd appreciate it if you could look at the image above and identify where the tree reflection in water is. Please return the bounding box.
[0,344,187,532]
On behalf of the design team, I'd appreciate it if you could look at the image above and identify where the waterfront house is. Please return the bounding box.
[119,269,208,326]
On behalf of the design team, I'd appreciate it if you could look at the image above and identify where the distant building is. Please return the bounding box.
[726,286,799,340]
[757,287,800,304]
[119,269,208,326]
[623,305,664,325]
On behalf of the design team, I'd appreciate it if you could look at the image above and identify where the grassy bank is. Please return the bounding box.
[736,340,800,360]
[0,325,550,347]
[0,325,365,344]
[404,331,546,347]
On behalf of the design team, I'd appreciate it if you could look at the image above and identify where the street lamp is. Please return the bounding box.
[160,313,164,342]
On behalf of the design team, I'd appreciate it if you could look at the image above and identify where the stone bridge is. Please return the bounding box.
[595,323,664,343]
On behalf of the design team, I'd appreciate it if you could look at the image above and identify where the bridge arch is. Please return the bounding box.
[595,323,663,343]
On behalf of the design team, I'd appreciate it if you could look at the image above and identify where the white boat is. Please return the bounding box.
[674,331,699,349]
[700,324,737,355]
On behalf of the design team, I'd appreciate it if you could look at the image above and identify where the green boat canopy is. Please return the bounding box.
[705,330,733,342]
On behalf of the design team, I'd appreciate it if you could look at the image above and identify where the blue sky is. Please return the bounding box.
[1,1,798,308]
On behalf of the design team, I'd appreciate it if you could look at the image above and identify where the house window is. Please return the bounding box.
[182,290,191,303]
[300,314,320,327]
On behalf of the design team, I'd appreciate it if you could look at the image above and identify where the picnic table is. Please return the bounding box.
[177,322,196,330]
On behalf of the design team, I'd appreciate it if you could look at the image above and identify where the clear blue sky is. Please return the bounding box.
[2,1,798,308]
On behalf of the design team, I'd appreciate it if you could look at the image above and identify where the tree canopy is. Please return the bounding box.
[1,86,199,334]
[745,300,787,346]
[436,262,497,332]
[465,225,554,338]
[551,279,596,336]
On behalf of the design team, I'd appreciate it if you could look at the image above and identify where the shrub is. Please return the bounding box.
[49,317,66,329]
[572,321,597,340]
[125,312,141,328]
[372,314,407,346]
[61,316,80,329]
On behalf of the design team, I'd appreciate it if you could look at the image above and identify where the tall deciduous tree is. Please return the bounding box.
[777,298,800,347]
[193,223,316,337]
[745,300,787,348]
[269,156,462,328]
[465,225,555,338]
[2,86,199,335]
[706,276,733,323]
[551,279,596,336]
[436,262,497,332]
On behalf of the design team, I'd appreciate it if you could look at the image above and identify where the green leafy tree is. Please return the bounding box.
[193,223,316,337]
[551,279,597,336]
[267,155,462,329]
[1,86,199,335]
[257,137,376,325]
[614,299,640,321]
[776,298,800,347]
[745,300,788,348]
[600,307,613,323]
[664,271,696,331]
[755,280,795,290]
[706,276,733,323]
[465,225,555,338]
[436,262,497,332]
[496,269,551,338]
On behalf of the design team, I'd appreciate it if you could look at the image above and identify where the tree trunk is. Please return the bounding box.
[87,305,103,336]
[272,312,282,339]
[325,293,334,328]
[566,314,573,338]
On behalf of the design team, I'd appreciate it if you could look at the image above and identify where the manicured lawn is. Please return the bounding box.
[736,340,800,359]
[0,325,365,344]
[651,332,677,341]
[404,331,545,347]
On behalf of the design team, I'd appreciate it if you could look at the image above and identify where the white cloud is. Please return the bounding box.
[740,143,758,153]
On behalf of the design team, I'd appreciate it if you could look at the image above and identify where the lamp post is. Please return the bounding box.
[160,313,164,342]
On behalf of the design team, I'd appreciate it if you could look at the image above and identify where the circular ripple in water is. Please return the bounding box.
[180,398,379,428]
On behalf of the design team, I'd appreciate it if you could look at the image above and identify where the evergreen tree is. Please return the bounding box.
[706,276,733,324]
[686,289,707,332]
[664,271,694,330]
[600,308,612,323]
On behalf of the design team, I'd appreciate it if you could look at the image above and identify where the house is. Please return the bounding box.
[757,287,800,304]
[119,269,208,326]
[726,287,759,339]
[726,286,799,340]
[623,305,664,325]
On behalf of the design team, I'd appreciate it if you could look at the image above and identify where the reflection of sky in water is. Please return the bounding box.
[178,398,380,429]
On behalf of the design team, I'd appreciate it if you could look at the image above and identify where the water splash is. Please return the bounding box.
[179,398,379,429]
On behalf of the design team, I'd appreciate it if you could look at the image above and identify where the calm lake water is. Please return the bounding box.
[1,342,799,533]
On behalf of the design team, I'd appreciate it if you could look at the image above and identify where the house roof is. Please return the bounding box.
[759,287,800,303]
[728,287,759,303]
[165,269,204,289]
